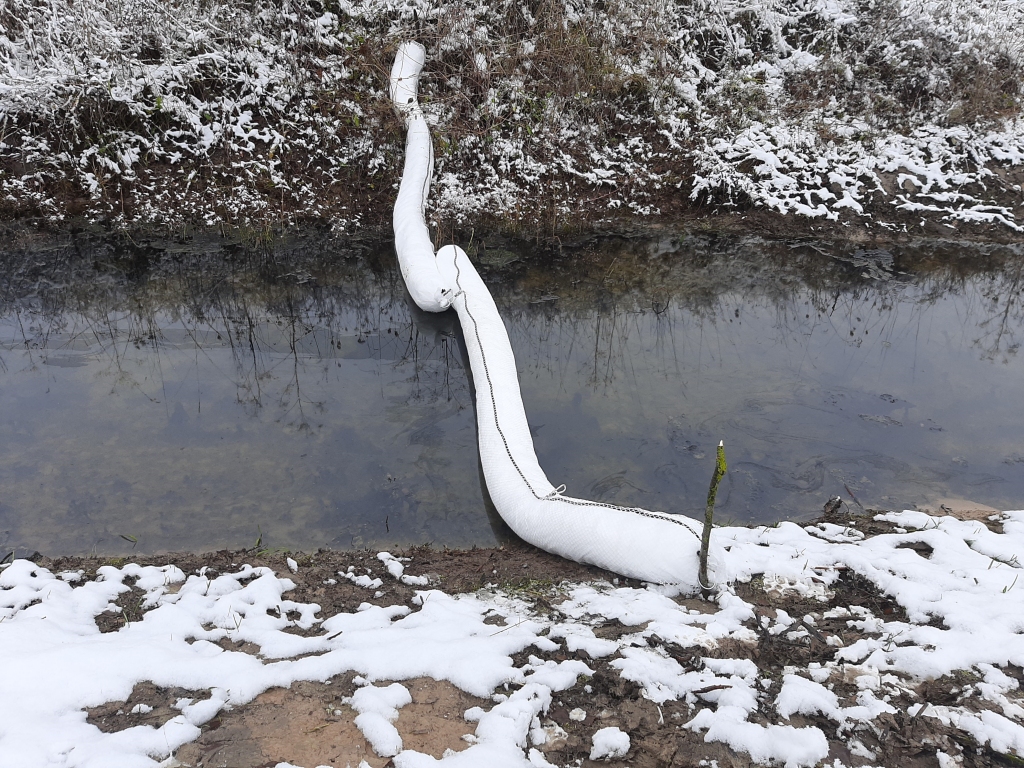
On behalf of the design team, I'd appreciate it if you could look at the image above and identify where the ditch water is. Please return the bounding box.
[2,232,1023,558]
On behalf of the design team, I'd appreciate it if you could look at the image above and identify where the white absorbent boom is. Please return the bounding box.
[390,42,712,589]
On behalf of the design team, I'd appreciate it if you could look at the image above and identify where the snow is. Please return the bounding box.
[589,726,629,759]
[1,514,1022,766]
[341,569,384,590]
[349,682,412,757]
[775,674,842,721]
[379,551,432,586]
[686,706,829,768]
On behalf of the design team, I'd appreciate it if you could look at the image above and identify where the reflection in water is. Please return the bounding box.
[1,233,1022,557]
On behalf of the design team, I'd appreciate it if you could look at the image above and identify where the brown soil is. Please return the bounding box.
[40,512,1024,768]
[6,145,1024,248]
[45,540,641,624]
[916,498,1006,533]
[3,170,1023,274]
[170,677,484,768]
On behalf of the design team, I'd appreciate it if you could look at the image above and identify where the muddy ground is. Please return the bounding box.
[34,500,1021,768]
[4,191,1024,265]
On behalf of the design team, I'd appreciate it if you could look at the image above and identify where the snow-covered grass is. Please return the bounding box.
[1,0,1022,233]
[2,509,1023,767]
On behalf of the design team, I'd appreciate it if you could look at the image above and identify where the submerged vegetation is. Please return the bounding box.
[1,0,1023,235]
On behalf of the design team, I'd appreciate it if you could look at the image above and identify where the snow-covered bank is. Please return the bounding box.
[1,0,1022,236]
[3,509,1023,767]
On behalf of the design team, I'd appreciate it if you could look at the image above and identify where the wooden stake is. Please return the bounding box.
[699,440,726,598]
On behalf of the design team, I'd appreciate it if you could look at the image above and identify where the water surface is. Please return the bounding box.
[1,234,1022,557]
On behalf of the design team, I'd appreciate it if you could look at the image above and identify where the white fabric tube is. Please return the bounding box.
[390,42,451,313]
[389,42,715,588]
[435,245,708,588]
[389,41,425,111]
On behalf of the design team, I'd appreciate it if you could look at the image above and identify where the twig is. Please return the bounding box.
[693,684,731,695]
[843,482,864,509]
[799,619,828,645]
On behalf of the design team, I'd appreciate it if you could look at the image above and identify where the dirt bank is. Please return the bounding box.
[3,0,1023,244]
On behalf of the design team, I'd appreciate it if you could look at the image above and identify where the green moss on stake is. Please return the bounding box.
[699,440,726,599]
